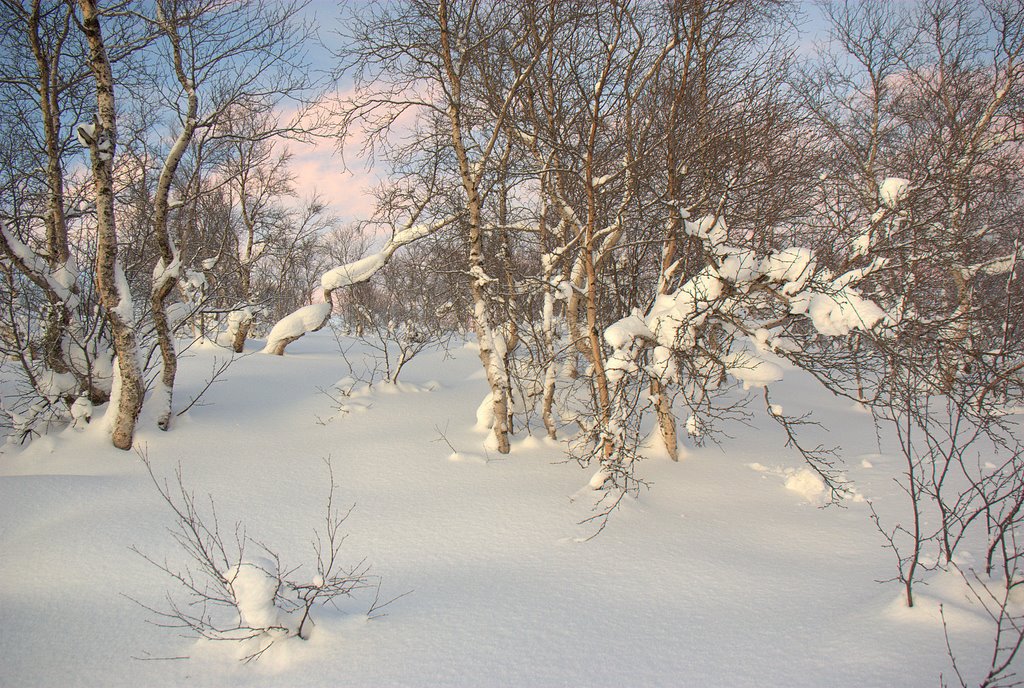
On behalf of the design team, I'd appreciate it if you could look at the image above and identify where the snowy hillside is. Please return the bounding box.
[0,331,1003,687]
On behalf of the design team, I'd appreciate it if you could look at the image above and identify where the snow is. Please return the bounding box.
[725,351,785,389]
[219,306,256,347]
[152,255,181,286]
[684,214,728,246]
[685,413,702,437]
[321,253,388,292]
[549,274,574,301]
[468,264,497,287]
[784,468,828,506]
[603,312,653,349]
[761,247,815,295]
[36,369,78,402]
[852,229,872,257]
[0,331,1004,686]
[75,122,96,147]
[879,177,910,209]
[112,264,135,324]
[978,253,1018,276]
[605,347,640,384]
[588,468,610,489]
[224,557,295,634]
[832,256,888,290]
[648,345,677,383]
[750,463,831,506]
[0,222,80,308]
[52,257,79,292]
[165,301,192,330]
[599,239,888,401]
[70,394,93,427]
[261,303,331,353]
[181,269,207,294]
[715,246,761,286]
[647,270,724,349]
[790,287,888,337]
[320,221,442,295]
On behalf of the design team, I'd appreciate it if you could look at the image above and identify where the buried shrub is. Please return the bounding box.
[131,450,396,661]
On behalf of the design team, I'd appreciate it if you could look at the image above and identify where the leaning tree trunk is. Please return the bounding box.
[78,0,144,450]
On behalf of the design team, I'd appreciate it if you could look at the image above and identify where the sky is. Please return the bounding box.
[280,1,381,227]
[285,0,833,227]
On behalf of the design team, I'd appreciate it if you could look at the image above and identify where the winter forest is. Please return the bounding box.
[2,0,1024,685]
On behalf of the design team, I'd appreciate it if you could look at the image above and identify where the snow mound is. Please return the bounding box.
[784,468,827,506]
[224,557,296,635]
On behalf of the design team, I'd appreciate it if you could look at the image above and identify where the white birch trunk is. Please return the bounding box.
[78,0,144,450]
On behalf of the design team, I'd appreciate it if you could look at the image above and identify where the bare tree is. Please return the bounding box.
[133,451,386,661]
[334,0,558,453]
[805,0,1024,611]
[75,0,145,450]
[0,0,112,426]
[140,0,317,430]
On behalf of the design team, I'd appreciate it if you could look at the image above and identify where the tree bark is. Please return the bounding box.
[78,0,144,450]
[437,0,512,453]
[149,3,199,431]
[25,1,82,395]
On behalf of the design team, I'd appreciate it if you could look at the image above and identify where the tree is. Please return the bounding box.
[803,0,1024,617]
[140,0,317,429]
[334,0,556,453]
[0,0,112,423]
[76,0,144,450]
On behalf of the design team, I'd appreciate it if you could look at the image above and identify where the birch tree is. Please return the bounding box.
[76,0,144,450]
[141,0,315,430]
[804,0,1024,611]
[325,0,557,453]
[0,0,109,416]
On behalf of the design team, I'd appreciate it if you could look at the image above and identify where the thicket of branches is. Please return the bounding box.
[330,0,1024,679]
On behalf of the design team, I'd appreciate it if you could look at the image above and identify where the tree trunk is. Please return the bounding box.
[78,0,144,450]
[438,0,511,453]
[149,5,201,430]
[27,1,79,394]
[231,314,254,354]
[651,379,679,461]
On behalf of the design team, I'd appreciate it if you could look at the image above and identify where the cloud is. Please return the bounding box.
[288,138,379,223]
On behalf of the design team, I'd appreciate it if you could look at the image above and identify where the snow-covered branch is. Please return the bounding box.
[263,215,454,356]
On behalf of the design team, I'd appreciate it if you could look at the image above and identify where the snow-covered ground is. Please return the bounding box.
[0,331,1002,686]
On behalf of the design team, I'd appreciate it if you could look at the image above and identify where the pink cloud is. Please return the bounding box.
[276,79,429,227]
[288,138,380,223]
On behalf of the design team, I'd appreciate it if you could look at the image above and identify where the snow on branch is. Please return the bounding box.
[0,220,81,310]
[263,216,453,356]
[603,229,891,393]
